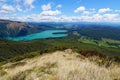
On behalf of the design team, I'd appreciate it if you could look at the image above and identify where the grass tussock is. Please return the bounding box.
[2,61,26,69]
[0,49,119,80]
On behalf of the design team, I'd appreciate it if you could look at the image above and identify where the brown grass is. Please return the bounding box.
[0,49,119,80]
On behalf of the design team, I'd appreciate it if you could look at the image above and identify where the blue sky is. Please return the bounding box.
[0,0,120,22]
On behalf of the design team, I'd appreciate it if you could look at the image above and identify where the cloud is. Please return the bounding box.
[39,3,62,21]
[74,6,86,13]
[0,1,120,23]
[16,5,23,12]
[56,4,62,8]
[15,0,21,2]
[83,11,91,15]
[0,4,15,14]
[98,8,112,13]
[41,3,51,11]
[115,10,120,12]
[74,6,94,15]
[24,0,35,10]
[40,3,62,16]
[40,10,61,16]
[83,13,119,22]
[6,12,119,22]
[24,0,35,6]
[12,0,35,12]
[0,0,7,2]
[103,14,119,21]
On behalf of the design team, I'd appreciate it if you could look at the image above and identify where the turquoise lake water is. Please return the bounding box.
[6,30,68,41]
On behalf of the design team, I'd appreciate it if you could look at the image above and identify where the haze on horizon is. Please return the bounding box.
[0,0,120,22]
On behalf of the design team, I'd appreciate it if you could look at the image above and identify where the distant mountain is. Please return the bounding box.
[0,19,40,37]
[1,19,120,40]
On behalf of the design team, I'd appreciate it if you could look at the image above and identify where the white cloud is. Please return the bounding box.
[0,0,7,2]
[16,5,23,12]
[115,10,120,12]
[74,6,86,13]
[56,4,62,8]
[0,4,15,13]
[98,8,112,13]
[74,6,94,15]
[39,3,62,21]
[15,0,21,2]
[13,0,35,12]
[89,13,119,22]
[24,0,35,10]
[0,2,120,23]
[0,10,8,14]
[40,3,61,16]
[83,11,91,15]
[41,3,51,11]
[40,10,61,16]
[24,0,34,6]
[103,14,119,21]
[4,13,120,22]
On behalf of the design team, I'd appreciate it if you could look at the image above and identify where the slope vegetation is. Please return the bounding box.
[0,49,119,80]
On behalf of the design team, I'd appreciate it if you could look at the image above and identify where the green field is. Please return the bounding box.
[78,37,120,48]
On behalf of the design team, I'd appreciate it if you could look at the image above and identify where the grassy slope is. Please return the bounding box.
[0,36,120,64]
[0,49,119,80]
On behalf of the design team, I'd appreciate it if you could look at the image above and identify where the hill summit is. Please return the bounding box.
[0,49,119,80]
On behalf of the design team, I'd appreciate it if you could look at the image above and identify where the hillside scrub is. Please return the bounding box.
[0,49,119,80]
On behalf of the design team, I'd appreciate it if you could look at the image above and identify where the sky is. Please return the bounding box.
[0,0,120,22]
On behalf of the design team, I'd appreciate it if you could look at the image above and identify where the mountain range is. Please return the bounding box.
[0,19,40,37]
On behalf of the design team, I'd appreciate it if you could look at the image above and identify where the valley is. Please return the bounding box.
[1,0,120,79]
[0,20,120,80]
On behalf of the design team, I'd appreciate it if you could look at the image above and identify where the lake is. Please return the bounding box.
[6,30,68,41]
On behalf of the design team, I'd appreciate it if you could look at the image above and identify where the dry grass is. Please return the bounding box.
[0,49,120,80]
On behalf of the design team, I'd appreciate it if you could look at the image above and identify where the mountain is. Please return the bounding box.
[0,19,40,37]
[0,20,120,80]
